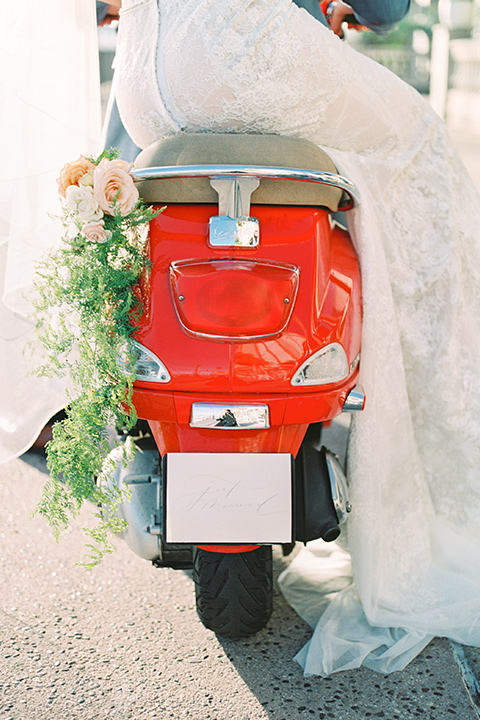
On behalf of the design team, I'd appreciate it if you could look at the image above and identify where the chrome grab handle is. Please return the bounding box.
[131,164,360,208]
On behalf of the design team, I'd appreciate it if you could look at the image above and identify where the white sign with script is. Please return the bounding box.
[164,453,293,544]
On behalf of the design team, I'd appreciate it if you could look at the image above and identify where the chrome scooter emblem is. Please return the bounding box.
[208,215,259,247]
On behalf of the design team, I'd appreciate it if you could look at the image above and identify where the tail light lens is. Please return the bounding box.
[119,340,171,383]
[291,343,349,386]
[170,259,298,339]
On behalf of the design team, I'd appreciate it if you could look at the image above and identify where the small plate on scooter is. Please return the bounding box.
[163,453,293,544]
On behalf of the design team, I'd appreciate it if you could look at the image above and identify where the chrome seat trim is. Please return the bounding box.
[131,164,360,209]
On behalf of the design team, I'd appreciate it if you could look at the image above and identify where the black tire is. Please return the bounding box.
[192,545,273,638]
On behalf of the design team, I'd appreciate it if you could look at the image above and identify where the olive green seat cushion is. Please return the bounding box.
[134,133,343,211]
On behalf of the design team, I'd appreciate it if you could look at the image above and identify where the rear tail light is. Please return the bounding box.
[291,343,349,386]
[119,340,171,383]
[170,259,299,339]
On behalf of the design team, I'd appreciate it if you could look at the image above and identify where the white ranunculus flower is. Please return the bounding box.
[65,185,103,223]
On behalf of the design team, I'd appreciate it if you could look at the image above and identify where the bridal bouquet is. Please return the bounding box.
[32,149,160,566]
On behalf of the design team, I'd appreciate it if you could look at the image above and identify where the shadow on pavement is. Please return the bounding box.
[214,556,478,720]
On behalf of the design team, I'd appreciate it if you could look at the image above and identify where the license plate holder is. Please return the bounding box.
[164,453,293,544]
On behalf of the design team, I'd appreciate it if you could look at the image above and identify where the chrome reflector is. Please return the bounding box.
[190,403,270,429]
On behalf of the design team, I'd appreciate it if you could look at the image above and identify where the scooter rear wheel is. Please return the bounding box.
[192,545,273,638]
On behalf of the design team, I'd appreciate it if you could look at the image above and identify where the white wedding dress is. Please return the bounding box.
[113,0,480,675]
[0,0,101,459]
[2,0,480,676]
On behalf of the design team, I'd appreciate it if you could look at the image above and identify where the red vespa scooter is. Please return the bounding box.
[110,133,363,638]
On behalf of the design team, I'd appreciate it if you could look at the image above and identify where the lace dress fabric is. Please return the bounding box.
[116,0,480,675]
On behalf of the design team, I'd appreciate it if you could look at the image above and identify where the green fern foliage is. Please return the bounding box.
[30,149,161,566]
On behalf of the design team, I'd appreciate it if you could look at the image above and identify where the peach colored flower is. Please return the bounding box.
[93,158,139,216]
[82,219,110,243]
[57,156,95,197]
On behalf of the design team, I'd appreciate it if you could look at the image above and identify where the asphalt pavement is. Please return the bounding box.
[1,448,480,720]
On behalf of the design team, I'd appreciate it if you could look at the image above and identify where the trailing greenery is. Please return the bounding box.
[30,149,160,567]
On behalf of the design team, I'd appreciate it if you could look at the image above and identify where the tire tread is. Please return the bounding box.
[192,546,273,638]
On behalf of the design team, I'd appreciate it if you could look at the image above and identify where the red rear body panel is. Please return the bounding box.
[132,203,362,456]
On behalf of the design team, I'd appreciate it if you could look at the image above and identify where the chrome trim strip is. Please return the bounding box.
[342,384,365,412]
[324,449,352,524]
[190,403,270,429]
[131,164,360,208]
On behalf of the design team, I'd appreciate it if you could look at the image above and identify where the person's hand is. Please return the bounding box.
[99,4,120,25]
[322,0,368,37]
[327,0,354,36]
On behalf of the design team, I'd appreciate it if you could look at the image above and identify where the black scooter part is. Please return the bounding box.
[152,541,193,570]
[294,423,340,543]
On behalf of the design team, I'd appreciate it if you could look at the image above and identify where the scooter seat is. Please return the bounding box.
[134,133,343,211]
